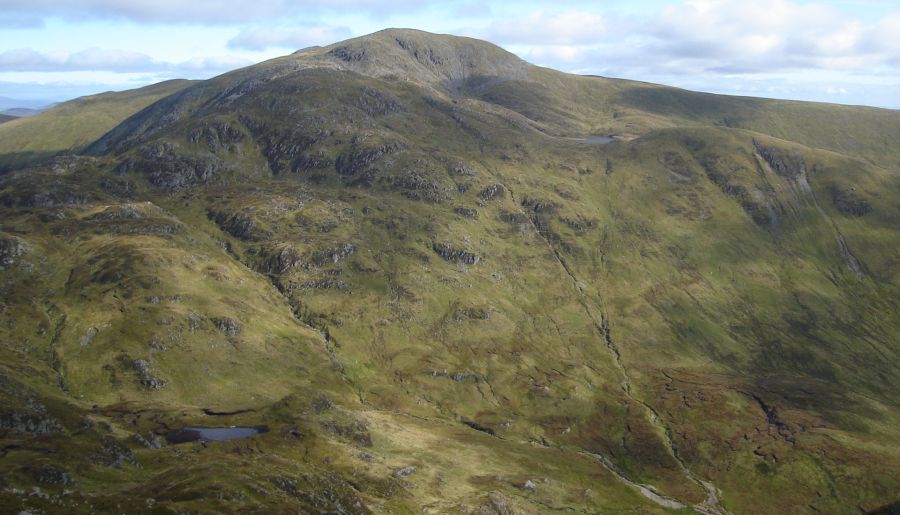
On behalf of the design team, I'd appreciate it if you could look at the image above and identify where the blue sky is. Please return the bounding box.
[1,0,898,108]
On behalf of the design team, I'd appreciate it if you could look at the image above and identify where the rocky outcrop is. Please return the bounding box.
[430,369,481,382]
[0,234,28,267]
[479,183,505,201]
[319,419,372,447]
[208,209,267,240]
[132,432,165,449]
[831,187,872,216]
[454,207,478,219]
[92,436,137,469]
[0,410,63,435]
[520,196,560,214]
[79,327,98,347]
[262,245,304,274]
[330,45,367,62]
[12,191,90,209]
[89,204,143,220]
[462,420,496,436]
[131,359,166,390]
[356,87,402,117]
[699,154,773,227]
[753,141,806,179]
[559,216,596,233]
[311,243,356,267]
[187,120,245,153]
[261,125,331,175]
[212,316,241,337]
[88,204,183,235]
[334,141,403,180]
[432,242,480,265]
[390,168,453,203]
[118,141,222,191]
[393,466,417,478]
[449,163,477,177]
[452,307,490,321]
[25,464,75,485]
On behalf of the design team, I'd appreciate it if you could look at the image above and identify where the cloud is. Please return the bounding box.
[484,9,606,45]
[228,25,352,51]
[0,13,45,28]
[488,1,900,80]
[0,47,252,75]
[0,0,426,24]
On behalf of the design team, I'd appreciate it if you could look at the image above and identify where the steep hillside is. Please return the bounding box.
[0,80,195,173]
[1,29,898,513]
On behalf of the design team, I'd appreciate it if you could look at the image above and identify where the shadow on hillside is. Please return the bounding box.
[0,151,59,174]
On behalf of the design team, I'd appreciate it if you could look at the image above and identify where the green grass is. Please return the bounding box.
[0,80,194,173]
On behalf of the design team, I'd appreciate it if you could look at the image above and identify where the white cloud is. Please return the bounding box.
[228,25,352,51]
[485,1,900,79]
[0,47,251,75]
[484,10,606,45]
[0,0,426,24]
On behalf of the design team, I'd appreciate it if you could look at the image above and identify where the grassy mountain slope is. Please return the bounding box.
[0,80,195,173]
[1,29,898,513]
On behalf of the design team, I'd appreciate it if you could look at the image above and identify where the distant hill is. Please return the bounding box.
[0,107,47,118]
[0,80,195,172]
[0,114,16,124]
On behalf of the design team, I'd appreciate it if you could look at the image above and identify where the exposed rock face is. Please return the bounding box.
[831,187,872,216]
[208,209,266,240]
[118,141,222,191]
[559,216,596,233]
[311,243,356,267]
[391,168,453,203]
[449,163,477,177]
[0,235,28,267]
[462,420,496,436]
[454,207,478,219]
[432,242,480,265]
[79,327,98,347]
[335,142,403,180]
[10,189,91,209]
[330,45,367,62]
[356,87,402,117]
[699,153,773,226]
[479,183,505,201]
[212,316,241,337]
[131,359,166,390]
[430,369,481,382]
[0,410,63,435]
[26,464,75,485]
[319,419,373,447]
[262,127,328,175]
[262,245,303,274]
[188,120,245,153]
[520,197,560,214]
[311,393,335,413]
[90,204,143,220]
[393,466,417,478]
[132,432,165,449]
[93,436,137,469]
[754,141,806,179]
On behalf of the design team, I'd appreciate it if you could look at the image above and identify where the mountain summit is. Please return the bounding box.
[1,29,899,514]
